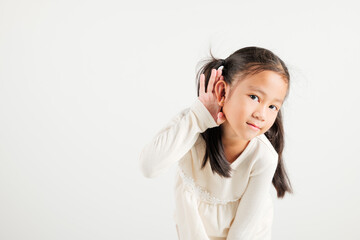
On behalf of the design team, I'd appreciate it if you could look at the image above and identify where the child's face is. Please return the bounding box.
[220,70,288,142]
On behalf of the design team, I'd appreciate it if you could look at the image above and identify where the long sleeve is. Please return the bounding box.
[139,98,219,178]
[226,154,278,240]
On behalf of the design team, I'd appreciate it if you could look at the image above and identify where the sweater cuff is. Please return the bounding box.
[190,98,219,132]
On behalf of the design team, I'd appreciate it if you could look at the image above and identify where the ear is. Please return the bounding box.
[214,78,227,107]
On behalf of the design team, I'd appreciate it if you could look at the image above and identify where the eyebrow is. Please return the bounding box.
[248,86,283,104]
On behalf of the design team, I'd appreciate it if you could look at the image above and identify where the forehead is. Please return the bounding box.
[234,70,288,102]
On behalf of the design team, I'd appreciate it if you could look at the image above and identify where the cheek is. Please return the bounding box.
[225,97,250,116]
[264,114,278,130]
[269,112,278,123]
[223,102,247,124]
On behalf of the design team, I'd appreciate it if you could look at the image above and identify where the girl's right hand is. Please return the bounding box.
[198,68,227,125]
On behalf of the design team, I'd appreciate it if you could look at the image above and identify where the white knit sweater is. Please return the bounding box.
[139,98,278,240]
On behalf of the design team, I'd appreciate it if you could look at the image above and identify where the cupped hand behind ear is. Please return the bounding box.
[198,68,227,125]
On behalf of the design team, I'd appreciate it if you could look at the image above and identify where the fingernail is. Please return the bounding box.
[218,66,224,70]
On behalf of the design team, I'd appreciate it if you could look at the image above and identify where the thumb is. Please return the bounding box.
[216,111,226,125]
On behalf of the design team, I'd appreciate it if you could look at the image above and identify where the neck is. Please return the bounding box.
[220,122,250,163]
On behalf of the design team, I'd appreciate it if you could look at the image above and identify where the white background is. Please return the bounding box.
[1,0,359,239]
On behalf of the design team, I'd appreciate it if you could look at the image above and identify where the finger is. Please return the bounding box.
[199,74,205,95]
[207,69,216,93]
[217,65,223,74]
[217,112,226,125]
[217,112,223,125]
[216,68,223,82]
[217,65,223,77]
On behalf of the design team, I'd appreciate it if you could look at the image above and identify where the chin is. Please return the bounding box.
[237,132,254,141]
[246,131,262,140]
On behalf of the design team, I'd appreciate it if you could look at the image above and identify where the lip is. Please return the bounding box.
[247,122,261,130]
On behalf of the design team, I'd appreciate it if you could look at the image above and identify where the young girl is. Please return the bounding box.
[139,46,293,240]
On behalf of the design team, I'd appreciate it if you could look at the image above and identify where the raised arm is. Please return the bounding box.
[226,155,278,240]
[139,68,225,178]
[139,98,219,178]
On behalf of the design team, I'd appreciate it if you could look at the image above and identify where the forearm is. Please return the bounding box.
[139,98,218,178]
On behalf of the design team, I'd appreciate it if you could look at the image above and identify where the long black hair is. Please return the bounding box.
[195,46,293,198]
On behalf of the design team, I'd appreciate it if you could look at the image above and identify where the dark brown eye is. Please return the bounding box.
[249,95,258,101]
[269,105,278,111]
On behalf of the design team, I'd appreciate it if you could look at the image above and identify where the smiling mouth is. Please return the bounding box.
[247,123,260,129]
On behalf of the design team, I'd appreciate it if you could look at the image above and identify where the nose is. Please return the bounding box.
[252,106,266,121]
